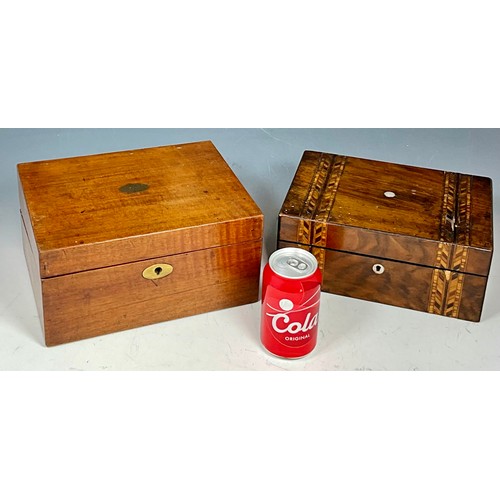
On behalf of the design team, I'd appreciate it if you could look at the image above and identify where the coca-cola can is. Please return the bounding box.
[260,247,322,359]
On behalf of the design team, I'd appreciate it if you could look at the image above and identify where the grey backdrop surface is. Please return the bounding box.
[1,129,499,370]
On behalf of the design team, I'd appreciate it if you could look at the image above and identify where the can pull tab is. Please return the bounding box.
[287,257,322,302]
[287,258,308,272]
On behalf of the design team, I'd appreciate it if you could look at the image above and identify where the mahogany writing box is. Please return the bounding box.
[18,141,263,346]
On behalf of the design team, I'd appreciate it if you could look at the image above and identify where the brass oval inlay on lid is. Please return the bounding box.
[142,263,173,280]
[119,183,149,194]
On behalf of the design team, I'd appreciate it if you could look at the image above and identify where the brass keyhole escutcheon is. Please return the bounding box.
[142,263,173,280]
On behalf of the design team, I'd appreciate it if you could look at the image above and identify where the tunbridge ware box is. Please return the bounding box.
[18,141,263,346]
[278,151,493,322]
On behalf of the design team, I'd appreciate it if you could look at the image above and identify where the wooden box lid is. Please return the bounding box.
[279,151,493,276]
[18,141,263,278]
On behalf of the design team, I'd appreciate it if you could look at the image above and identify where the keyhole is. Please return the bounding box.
[142,263,173,280]
[372,263,385,274]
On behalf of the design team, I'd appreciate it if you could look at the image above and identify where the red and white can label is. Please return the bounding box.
[264,288,320,349]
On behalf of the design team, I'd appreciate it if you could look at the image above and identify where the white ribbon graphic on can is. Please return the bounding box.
[266,288,320,336]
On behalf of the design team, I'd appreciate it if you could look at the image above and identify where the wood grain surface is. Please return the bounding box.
[19,141,263,277]
[278,151,493,321]
[42,240,261,346]
[18,141,264,345]
[279,151,493,276]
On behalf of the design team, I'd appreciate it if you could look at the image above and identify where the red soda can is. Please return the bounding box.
[260,248,322,358]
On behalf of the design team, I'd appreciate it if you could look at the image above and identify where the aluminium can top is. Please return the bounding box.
[268,248,318,280]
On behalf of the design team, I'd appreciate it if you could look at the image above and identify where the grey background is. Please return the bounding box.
[1,129,499,370]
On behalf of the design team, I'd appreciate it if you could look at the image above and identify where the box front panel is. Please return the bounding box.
[41,240,261,346]
[322,249,434,313]
[278,242,487,322]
